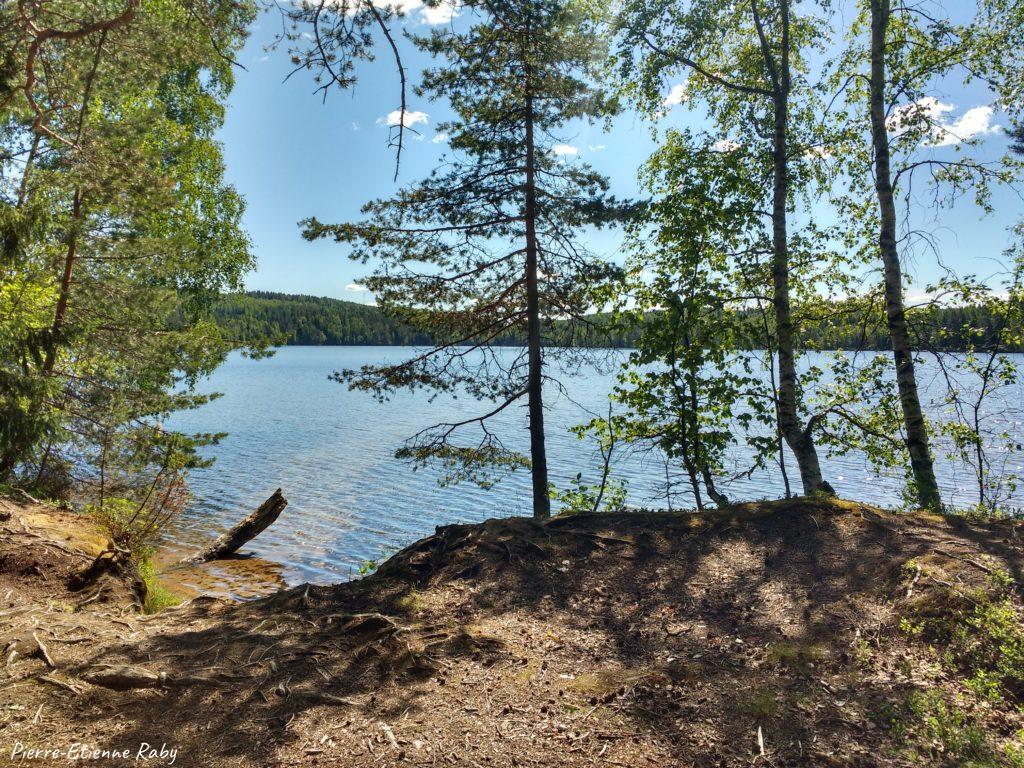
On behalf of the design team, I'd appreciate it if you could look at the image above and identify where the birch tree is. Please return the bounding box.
[615,0,836,496]
[827,0,1020,509]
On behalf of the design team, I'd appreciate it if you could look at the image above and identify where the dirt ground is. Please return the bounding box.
[1,493,1023,767]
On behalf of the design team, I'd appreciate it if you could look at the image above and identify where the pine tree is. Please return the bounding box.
[1010,124,1024,158]
[0,0,256,507]
[304,0,626,518]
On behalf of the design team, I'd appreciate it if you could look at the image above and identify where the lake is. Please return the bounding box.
[164,346,1024,591]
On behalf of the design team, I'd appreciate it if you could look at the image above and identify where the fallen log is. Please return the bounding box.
[180,489,287,564]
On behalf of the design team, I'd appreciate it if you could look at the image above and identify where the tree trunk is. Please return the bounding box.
[2,132,41,262]
[869,0,942,510]
[678,313,728,508]
[763,0,833,496]
[180,489,288,563]
[523,90,551,519]
[43,189,82,375]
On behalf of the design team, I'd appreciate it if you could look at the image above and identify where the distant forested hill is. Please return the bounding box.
[214,292,1021,351]
[213,292,638,347]
[213,292,435,346]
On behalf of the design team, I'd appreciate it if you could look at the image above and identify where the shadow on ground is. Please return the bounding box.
[9,498,1024,767]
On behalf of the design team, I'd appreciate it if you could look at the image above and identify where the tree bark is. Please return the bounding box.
[756,0,833,496]
[523,88,551,519]
[42,189,82,375]
[180,489,288,563]
[869,0,942,510]
[0,182,79,476]
[2,132,41,263]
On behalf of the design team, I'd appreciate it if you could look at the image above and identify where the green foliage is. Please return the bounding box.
[903,689,993,764]
[955,596,1024,703]
[610,0,867,501]
[214,291,643,348]
[551,472,627,515]
[356,544,398,577]
[86,474,188,555]
[0,0,258,514]
[1005,733,1024,768]
[928,242,1024,513]
[901,561,1024,706]
[212,290,1024,353]
[214,292,435,346]
[598,126,783,508]
[207,292,1024,380]
[137,554,183,614]
[357,558,379,577]
[605,0,1024,510]
[739,689,778,721]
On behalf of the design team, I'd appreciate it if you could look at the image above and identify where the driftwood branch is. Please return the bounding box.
[181,489,288,564]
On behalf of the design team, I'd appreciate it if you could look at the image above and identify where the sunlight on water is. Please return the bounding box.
[166,346,1024,587]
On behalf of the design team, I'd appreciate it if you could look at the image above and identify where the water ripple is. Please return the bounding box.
[165,346,1024,586]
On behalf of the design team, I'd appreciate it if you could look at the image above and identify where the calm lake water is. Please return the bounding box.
[165,346,1024,589]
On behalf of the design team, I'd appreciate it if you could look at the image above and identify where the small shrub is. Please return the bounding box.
[355,545,396,577]
[956,596,1024,702]
[1003,732,1024,768]
[766,641,827,674]
[900,559,1024,705]
[852,636,874,667]
[740,689,777,721]
[905,690,992,763]
[551,474,627,515]
[137,555,182,614]
[87,473,188,556]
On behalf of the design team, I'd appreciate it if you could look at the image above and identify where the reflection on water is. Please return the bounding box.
[165,346,1024,589]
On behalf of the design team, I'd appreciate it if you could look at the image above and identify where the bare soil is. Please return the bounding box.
[1,494,1023,767]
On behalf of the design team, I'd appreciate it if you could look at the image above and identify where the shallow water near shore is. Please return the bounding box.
[164,345,1024,590]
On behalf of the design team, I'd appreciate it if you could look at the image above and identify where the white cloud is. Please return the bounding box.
[345,283,368,292]
[663,83,688,107]
[552,143,578,156]
[588,144,606,152]
[886,97,954,133]
[420,0,457,23]
[710,139,741,153]
[932,105,998,146]
[431,132,449,144]
[888,97,1000,146]
[308,0,457,24]
[379,109,429,128]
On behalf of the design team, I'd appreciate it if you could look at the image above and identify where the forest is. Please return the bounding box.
[4,0,1024,517]
[220,290,1024,351]
[214,292,436,346]
[3,0,1024,764]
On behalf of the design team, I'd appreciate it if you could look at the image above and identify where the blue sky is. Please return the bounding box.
[216,3,1023,302]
